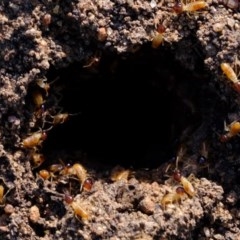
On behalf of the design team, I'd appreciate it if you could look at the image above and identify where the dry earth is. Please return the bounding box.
[0,0,240,239]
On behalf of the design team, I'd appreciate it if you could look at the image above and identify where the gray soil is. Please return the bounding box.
[0,0,240,239]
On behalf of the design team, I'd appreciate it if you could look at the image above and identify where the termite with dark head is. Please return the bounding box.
[172,148,195,197]
[173,169,195,197]
[63,163,94,192]
[152,24,165,49]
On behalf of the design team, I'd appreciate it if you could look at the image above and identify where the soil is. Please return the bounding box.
[0,0,240,239]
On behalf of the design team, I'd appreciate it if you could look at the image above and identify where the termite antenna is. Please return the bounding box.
[175,146,183,170]
[68,112,82,117]
[41,125,53,132]
[49,76,60,85]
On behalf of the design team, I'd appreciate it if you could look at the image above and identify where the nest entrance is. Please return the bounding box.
[42,45,216,168]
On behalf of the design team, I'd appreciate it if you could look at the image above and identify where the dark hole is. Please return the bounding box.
[39,45,218,168]
[29,222,45,237]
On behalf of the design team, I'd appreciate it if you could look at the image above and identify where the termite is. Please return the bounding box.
[220,62,240,93]
[152,25,165,49]
[0,184,13,206]
[21,131,47,149]
[36,78,50,97]
[65,164,94,192]
[161,186,186,209]
[49,163,65,174]
[173,0,208,14]
[110,165,130,182]
[44,112,81,126]
[35,76,59,97]
[170,149,195,197]
[38,164,68,180]
[220,120,240,142]
[31,152,45,168]
[38,164,65,180]
[38,162,68,180]
[82,178,94,192]
[52,113,69,125]
[173,170,195,197]
[0,185,5,205]
[32,90,44,109]
[70,200,89,220]
[51,112,80,125]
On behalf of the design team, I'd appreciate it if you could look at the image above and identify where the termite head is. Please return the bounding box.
[82,178,94,192]
[64,194,74,204]
[157,24,166,34]
[233,82,240,93]
[173,0,183,13]
[42,131,47,139]
[219,134,229,142]
[173,169,182,182]
[175,186,185,196]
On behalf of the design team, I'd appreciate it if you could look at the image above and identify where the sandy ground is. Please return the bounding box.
[0,0,240,239]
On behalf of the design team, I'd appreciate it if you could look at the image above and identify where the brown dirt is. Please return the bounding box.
[0,0,240,239]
